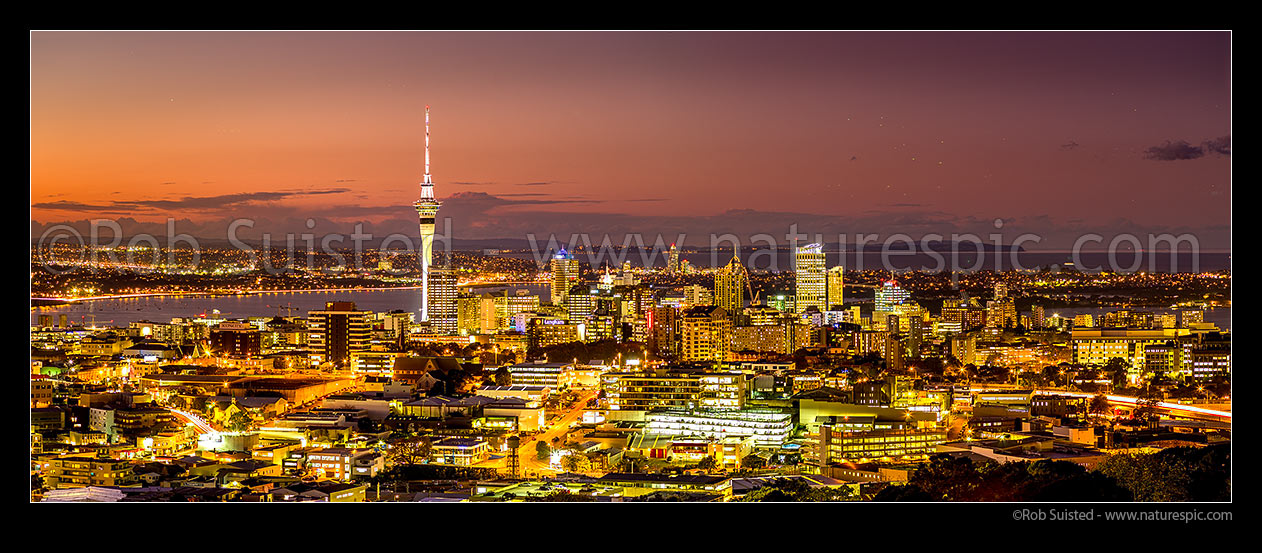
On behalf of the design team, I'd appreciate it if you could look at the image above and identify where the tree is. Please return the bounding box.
[1098,451,1192,501]
[907,455,986,501]
[1089,393,1111,422]
[1041,365,1061,387]
[1103,357,1131,389]
[739,478,855,502]
[389,436,432,467]
[740,455,766,470]
[560,452,589,473]
[493,366,512,386]
[1133,398,1161,427]
[535,441,551,461]
[696,456,718,472]
[226,410,254,432]
[884,456,1130,501]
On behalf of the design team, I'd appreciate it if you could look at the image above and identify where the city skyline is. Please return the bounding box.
[31,31,1230,250]
[29,30,1233,510]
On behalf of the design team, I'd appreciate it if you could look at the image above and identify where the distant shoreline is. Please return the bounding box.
[29,286,422,309]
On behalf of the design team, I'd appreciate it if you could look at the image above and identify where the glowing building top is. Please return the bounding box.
[415,105,441,219]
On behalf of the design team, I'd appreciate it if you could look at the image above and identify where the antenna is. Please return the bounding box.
[421,105,435,199]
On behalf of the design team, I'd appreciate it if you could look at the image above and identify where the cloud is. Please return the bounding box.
[1203,136,1231,156]
[32,188,352,214]
[1144,140,1205,161]
[31,200,133,213]
[1143,136,1230,161]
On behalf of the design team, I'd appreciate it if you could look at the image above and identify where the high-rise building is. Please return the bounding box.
[874,281,909,313]
[714,252,749,317]
[427,268,458,335]
[826,266,845,309]
[1180,309,1205,328]
[681,306,732,363]
[550,248,579,305]
[647,305,682,359]
[308,302,373,368]
[993,281,1008,300]
[209,321,262,358]
[494,291,541,329]
[1031,305,1046,329]
[414,105,442,323]
[563,284,596,321]
[794,243,826,313]
[667,243,680,274]
[683,284,712,307]
[457,295,483,336]
[986,298,1018,329]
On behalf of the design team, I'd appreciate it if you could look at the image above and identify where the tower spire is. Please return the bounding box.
[415,104,442,325]
[421,105,434,198]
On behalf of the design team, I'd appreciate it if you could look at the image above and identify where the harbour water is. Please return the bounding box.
[31,286,1229,332]
[30,284,549,328]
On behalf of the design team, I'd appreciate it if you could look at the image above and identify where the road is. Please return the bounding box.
[169,408,217,434]
[479,388,599,477]
[1031,389,1231,422]
[965,384,1232,422]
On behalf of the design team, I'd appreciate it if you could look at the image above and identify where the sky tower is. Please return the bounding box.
[414,105,442,321]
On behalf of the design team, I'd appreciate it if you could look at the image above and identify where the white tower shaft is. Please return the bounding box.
[415,104,442,322]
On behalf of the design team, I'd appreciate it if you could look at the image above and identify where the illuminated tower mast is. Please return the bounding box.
[414,105,442,321]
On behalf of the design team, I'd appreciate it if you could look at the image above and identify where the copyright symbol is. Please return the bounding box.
[1012,510,1023,521]
[37,224,86,275]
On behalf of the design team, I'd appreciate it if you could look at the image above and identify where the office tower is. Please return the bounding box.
[826,265,845,309]
[551,248,579,305]
[667,243,680,273]
[457,295,482,336]
[413,105,442,322]
[564,284,596,321]
[794,243,826,313]
[714,251,749,317]
[209,321,262,358]
[308,302,372,368]
[684,284,712,307]
[1180,309,1204,328]
[427,268,458,335]
[769,294,795,313]
[874,280,909,313]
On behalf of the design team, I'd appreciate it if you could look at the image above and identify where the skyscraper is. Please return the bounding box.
[714,251,748,316]
[827,265,845,310]
[551,248,579,305]
[414,105,442,322]
[427,268,458,335]
[874,280,910,312]
[667,243,680,274]
[794,243,826,313]
[308,302,372,368]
